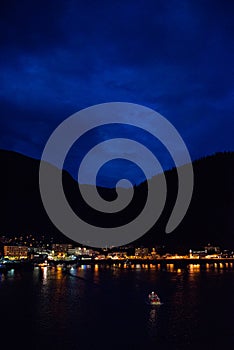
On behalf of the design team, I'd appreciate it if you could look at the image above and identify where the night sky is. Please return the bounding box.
[0,0,233,187]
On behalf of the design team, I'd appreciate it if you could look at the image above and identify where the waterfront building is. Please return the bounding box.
[4,245,28,260]
[135,247,149,258]
[70,247,95,256]
[204,244,220,254]
[52,243,73,252]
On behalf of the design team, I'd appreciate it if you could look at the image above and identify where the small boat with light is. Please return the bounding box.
[148,291,162,306]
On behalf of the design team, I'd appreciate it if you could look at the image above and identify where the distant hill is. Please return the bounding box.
[138,152,234,251]
[0,149,233,251]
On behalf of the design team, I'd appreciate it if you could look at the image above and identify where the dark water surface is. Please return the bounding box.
[0,264,234,349]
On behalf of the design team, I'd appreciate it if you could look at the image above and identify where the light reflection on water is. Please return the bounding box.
[148,306,159,340]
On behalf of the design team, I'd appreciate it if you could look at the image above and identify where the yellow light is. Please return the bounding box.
[167,263,174,271]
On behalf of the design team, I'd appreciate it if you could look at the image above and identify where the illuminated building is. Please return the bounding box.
[4,245,28,260]
[135,247,149,258]
[204,244,220,254]
[52,243,73,252]
[69,247,94,256]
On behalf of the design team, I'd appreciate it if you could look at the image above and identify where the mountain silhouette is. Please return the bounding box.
[0,149,233,251]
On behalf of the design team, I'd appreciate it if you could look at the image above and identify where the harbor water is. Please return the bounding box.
[0,264,234,349]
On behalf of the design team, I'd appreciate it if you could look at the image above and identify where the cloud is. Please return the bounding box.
[0,0,233,185]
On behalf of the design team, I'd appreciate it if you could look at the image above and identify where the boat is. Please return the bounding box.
[148,291,162,306]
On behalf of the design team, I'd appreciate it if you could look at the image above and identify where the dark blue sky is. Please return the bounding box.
[0,0,233,186]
